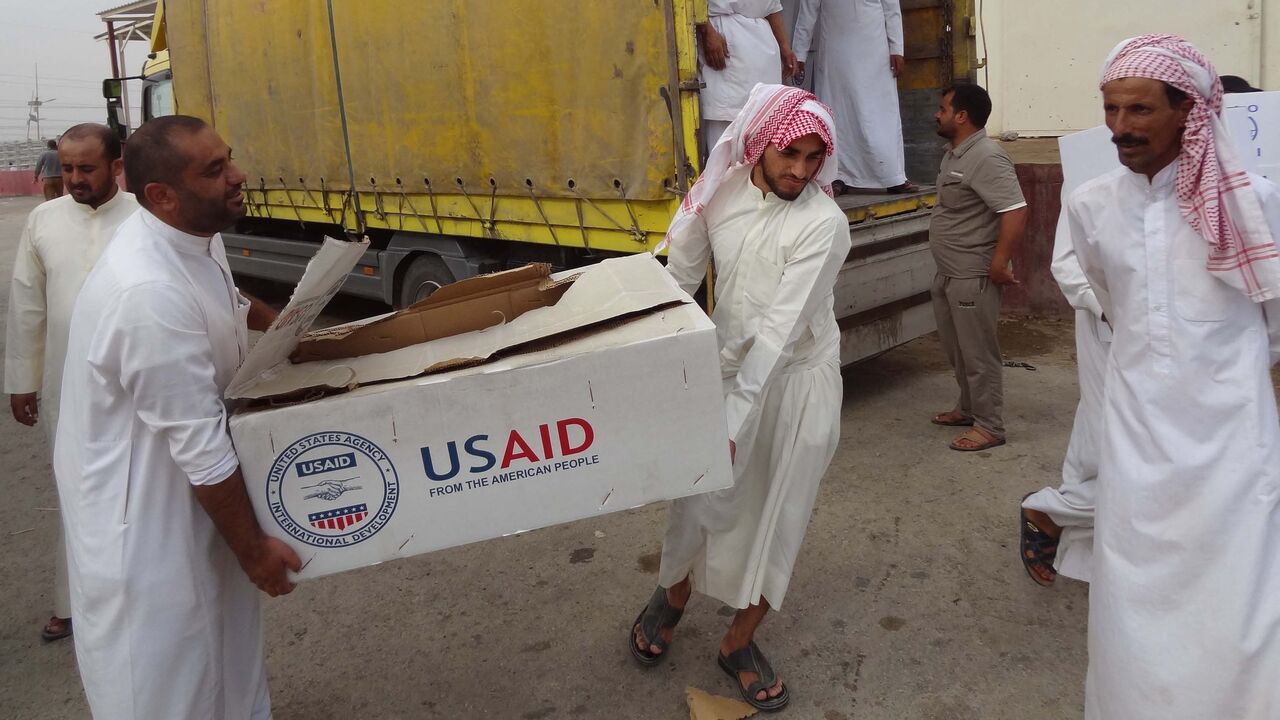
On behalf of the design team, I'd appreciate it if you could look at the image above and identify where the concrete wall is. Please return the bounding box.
[0,172,42,198]
[980,0,1268,135]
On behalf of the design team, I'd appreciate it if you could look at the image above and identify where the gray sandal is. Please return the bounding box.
[628,586,685,666]
[717,641,790,712]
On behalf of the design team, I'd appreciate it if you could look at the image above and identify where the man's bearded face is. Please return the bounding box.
[168,126,248,234]
[1102,77,1194,177]
[60,137,119,208]
[757,133,826,201]
[935,91,960,140]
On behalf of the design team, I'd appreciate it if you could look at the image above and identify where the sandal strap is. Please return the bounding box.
[722,641,778,689]
[1022,521,1059,560]
[637,586,684,651]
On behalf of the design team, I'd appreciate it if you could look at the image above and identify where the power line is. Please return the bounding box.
[0,72,110,85]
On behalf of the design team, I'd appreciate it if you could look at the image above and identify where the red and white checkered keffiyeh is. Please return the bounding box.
[656,83,836,254]
[1102,34,1280,302]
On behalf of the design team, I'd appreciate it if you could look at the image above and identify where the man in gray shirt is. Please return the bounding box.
[928,83,1027,451]
[33,139,62,200]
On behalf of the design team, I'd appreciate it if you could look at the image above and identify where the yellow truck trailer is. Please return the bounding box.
[119,0,975,363]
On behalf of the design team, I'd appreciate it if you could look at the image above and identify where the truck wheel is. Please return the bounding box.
[396,253,455,309]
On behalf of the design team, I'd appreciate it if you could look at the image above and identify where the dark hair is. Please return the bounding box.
[1163,83,1191,108]
[941,82,993,128]
[123,115,209,208]
[46,139,56,149]
[59,123,122,162]
[1219,75,1261,94]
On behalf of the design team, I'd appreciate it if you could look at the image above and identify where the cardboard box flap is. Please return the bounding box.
[227,252,690,401]
[292,264,573,363]
[225,237,368,398]
[410,262,551,307]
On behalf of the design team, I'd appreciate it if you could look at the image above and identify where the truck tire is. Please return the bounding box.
[396,253,455,309]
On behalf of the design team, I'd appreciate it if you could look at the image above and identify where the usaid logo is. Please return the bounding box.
[419,417,594,482]
[266,432,399,548]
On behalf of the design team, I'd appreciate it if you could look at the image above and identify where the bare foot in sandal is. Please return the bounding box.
[950,426,1006,451]
[631,578,691,662]
[932,409,974,426]
[718,639,788,711]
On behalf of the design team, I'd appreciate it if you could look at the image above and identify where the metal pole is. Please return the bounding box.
[119,38,132,132]
[106,21,120,78]
[33,64,40,139]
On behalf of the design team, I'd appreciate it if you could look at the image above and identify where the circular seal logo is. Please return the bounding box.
[266,432,399,548]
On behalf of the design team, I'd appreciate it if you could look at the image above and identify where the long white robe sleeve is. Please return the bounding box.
[664,216,712,298]
[882,0,903,55]
[1254,177,1280,364]
[791,0,820,63]
[109,282,240,486]
[1051,208,1105,319]
[723,212,847,443]
[4,216,47,394]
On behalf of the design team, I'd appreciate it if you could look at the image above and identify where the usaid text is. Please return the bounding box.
[421,417,601,496]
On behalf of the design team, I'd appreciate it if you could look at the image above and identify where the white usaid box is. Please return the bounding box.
[226,240,733,580]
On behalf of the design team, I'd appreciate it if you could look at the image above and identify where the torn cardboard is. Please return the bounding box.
[290,263,574,363]
[228,239,733,580]
[686,687,757,720]
[228,248,692,401]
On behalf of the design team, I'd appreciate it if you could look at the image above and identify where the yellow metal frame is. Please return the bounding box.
[161,0,934,254]
[218,0,705,254]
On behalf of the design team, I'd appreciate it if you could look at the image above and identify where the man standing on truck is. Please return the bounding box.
[54,115,298,719]
[928,82,1027,452]
[33,139,62,200]
[698,1,798,151]
[1066,35,1280,718]
[629,84,849,713]
[6,123,138,643]
[791,0,916,194]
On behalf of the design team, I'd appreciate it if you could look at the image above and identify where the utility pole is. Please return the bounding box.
[26,65,55,141]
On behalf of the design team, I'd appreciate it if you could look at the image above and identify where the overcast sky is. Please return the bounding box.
[0,0,149,142]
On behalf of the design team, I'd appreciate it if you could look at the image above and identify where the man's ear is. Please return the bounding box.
[143,182,174,212]
[110,157,123,180]
[1178,97,1196,120]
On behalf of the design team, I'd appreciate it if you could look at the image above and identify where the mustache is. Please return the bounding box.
[1111,134,1149,148]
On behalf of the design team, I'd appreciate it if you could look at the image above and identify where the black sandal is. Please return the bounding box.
[717,641,790,712]
[1020,492,1059,587]
[628,586,685,667]
[40,616,72,642]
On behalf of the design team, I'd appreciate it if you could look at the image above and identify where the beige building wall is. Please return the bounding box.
[977,0,1268,135]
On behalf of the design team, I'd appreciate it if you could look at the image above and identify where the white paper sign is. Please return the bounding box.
[1223,92,1280,181]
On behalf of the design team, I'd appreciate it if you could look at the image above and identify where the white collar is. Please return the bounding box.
[139,208,214,255]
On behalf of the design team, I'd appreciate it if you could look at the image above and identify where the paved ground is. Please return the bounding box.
[0,194,1089,719]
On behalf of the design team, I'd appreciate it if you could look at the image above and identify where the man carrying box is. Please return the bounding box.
[630,83,850,712]
[54,115,298,719]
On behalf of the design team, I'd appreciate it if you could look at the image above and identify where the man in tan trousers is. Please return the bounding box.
[928,82,1027,451]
